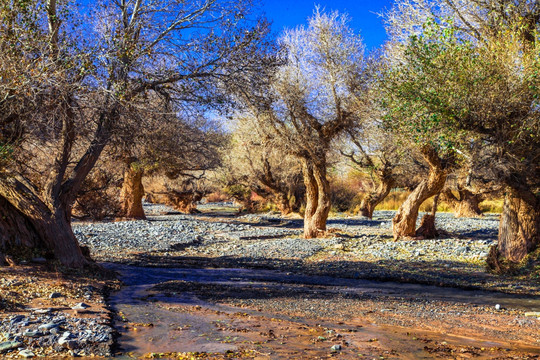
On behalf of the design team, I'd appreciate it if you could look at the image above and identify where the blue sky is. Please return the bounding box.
[260,0,395,50]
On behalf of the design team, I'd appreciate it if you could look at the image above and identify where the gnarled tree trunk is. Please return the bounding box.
[392,146,448,239]
[120,163,146,219]
[302,158,331,238]
[488,188,540,269]
[0,196,43,261]
[359,175,395,219]
[0,175,89,268]
[441,188,483,218]
[415,192,440,239]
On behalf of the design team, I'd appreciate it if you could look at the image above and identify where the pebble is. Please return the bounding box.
[330,344,342,352]
[22,330,41,338]
[0,341,22,353]
[38,322,60,331]
[9,315,25,325]
[71,303,90,310]
[18,349,35,358]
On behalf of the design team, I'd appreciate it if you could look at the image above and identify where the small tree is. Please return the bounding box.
[340,124,412,219]
[113,98,223,219]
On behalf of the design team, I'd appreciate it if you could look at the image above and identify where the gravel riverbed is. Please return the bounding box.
[74,203,537,295]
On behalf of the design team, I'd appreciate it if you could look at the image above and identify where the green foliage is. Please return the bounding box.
[381,15,540,162]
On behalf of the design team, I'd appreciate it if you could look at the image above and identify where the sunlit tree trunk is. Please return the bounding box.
[442,188,483,218]
[120,162,146,219]
[488,188,540,270]
[415,192,440,239]
[302,158,331,238]
[359,175,395,219]
[392,146,447,239]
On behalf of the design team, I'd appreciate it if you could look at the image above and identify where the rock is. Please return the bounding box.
[49,327,61,335]
[456,246,470,254]
[0,341,23,353]
[525,312,540,317]
[71,303,90,310]
[22,330,41,338]
[495,304,501,310]
[9,315,25,325]
[58,332,76,348]
[18,349,35,358]
[330,344,342,352]
[59,338,78,349]
[38,323,60,331]
[32,308,51,315]
[49,292,63,299]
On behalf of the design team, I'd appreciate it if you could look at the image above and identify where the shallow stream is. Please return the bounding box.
[105,263,540,359]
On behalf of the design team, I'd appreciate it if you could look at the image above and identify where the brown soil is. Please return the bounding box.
[0,264,119,358]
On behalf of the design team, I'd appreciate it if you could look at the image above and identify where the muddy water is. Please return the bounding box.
[105,263,540,359]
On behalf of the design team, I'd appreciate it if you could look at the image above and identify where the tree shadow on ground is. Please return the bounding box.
[123,252,538,297]
[106,257,540,314]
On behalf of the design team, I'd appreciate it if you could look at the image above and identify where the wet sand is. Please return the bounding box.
[107,264,540,359]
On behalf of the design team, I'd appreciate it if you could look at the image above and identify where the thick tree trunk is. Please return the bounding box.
[0,177,88,267]
[359,176,395,219]
[120,164,146,219]
[392,146,447,239]
[442,188,483,218]
[488,188,540,268]
[455,189,483,218]
[302,159,331,238]
[0,196,42,256]
[415,192,440,239]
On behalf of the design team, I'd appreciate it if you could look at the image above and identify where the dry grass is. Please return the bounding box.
[479,199,504,213]
[354,190,503,214]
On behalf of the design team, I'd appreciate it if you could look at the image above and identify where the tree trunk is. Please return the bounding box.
[0,196,42,256]
[441,188,483,218]
[0,177,88,267]
[392,146,447,240]
[302,159,331,238]
[415,192,440,239]
[275,192,292,215]
[455,189,483,218]
[359,175,395,219]
[120,164,146,219]
[488,188,540,267]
